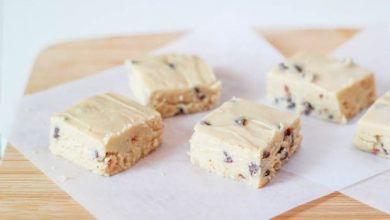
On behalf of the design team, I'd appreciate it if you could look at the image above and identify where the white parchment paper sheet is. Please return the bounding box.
[8,16,332,219]
[281,27,390,190]
[338,27,390,214]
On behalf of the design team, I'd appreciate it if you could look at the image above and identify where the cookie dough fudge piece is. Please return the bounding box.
[353,92,390,158]
[267,52,376,123]
[49,93,163,176]
[190,98,302,188]
[127,53,221,118]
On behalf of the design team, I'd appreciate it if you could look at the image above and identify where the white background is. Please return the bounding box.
[1,0,390,136]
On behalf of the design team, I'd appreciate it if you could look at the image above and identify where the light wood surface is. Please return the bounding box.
[1,29,389,219]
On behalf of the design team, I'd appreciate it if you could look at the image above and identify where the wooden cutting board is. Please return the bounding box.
[1,29,389,219]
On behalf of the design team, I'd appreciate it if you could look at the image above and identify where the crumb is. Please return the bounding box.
[60,175,70,182]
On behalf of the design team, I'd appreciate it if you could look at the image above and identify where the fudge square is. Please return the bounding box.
[267,52,376,123]
[353,92,390,159]
[190,98,302,188]
[49,93,164,176]
[127,53,221,118]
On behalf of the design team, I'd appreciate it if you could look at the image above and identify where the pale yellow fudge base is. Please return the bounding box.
[267,52,376,123]
[353,92,390,159]
[49,93,164,176]
[190,98,302,188]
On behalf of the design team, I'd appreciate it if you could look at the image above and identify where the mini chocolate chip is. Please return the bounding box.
[279,63,288,70]
[281,151,289,160]
[383,148,389,155]
[168,63,176,69]
[262,151,270,159]
[248,163,259,176]
[278,146,285,154]
[302,101,314,115]
[175,107,185,116]
[284,128,292,136]
[194,87,206,100]
[223,151,233,163]
[380,143,389,155]
[328,114,334,120]
[194,87,200,93]
[264,170,271,177]
[319,94,324,99]
[131,136,137,143]
[290,134,295,148]
[294,64,303,72]
[198,94,206,100]
[200,121,211,126]
[53,127,60,139]
[235,116,247,126]
[287,102,296,109]
[94,150,99,159]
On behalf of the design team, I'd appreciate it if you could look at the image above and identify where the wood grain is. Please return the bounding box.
[1,28,389,219]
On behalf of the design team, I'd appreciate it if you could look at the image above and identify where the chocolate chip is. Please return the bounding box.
[200,121,211,126]
[248,163,258,176]
[281,151,289,160]
[383,147,389,155]
[380,143,388,155]
[94,150,99,159]
[287,102,296,109]
[53,127,60,139]
[262,151,270,159]
[223,151,233,163]
[131,136,137,143]
[294,64,303,73]
[168,63,176,69]
[279,63,288,70]
[264,170,271,177]
[235,117,247,126]
[302,101,314,115]
[175,107,185,116]
[277,147,285,154]
[290,135,295,148]
[194,87,206,100]
[284,128,292,136]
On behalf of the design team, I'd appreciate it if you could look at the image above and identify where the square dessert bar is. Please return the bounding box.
[49,93,164,176]
[127,53,221,118]
[190,98,302,188]
[353,92,390,158]
[267,52,376,123]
